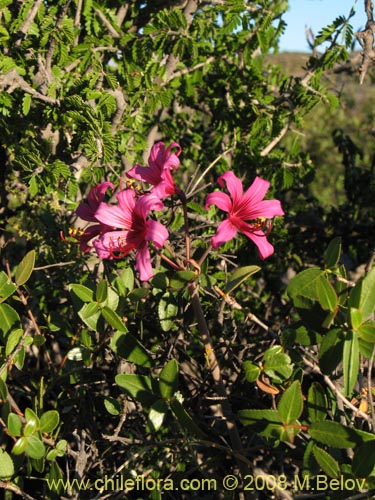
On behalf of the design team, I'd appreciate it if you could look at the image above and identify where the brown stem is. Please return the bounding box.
[187,282,254,497]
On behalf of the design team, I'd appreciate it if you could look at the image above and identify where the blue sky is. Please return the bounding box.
[279,0,364,52]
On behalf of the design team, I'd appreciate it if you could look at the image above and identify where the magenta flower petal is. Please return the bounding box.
[126,141,181,199]
[211,219,238,249]
[146,219,169,248]
[242,176,270,205]
[205,191,232,212]
[207,171,284,258]
[95,202,130,228]
[241,228,275,259]
[76,181,114,222]
[126,162,161,185]
[217,171,243,205]
[135,242,153,281]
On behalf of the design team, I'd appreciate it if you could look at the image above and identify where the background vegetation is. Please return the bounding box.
[1,0,375,499]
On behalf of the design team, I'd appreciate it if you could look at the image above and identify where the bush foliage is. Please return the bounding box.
[1,1,375,499]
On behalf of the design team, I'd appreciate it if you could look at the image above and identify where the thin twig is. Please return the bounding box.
[15,0,44,46]
[187,282,254,499]
[186,146,235,198]
[0,481,37,500]
[303,356,372,424]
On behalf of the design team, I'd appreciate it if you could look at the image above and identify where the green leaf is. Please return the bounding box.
[225,265,261,295]
[277,380,303,424]
[114,267,134,295]
[25,408,40,427]
[318,328,344,375]
[110,331,151,367]
[148,399,169,432]
[357,321,375,343]
[39,410,59,433]
[78,302,101,330]
[12,437,28,455]
[96,279,108,303]
[263,346,293,383]
[316,275,338,312]
[349,307,363,330]
[25,435,46,459]
[158,292,178,332]
[348,266,375,322]
[115,374,157,407]
[343,330,359,397]
[308,421,361,448]
[312,445,340,478]
[0,304,20,334]
[287,268,324,302]
[159,359,179,400]
[6,328,23,356]
[170,398,206,438]
[0,377,8,400]
[243,360,261,382]
[0,271,16,303]
[22,93,32,116]
[104,397,122,416]
[307,382,327,423]
[128,288,149,301]
[169,270,196,290]
[7,413,23,437]
[238,409,282,438]
[15,250,35,287]
[324,237,341,268]
[0,448,14,480]
[69,284,94,302]
[102,306,128,332]
[353,441,375,476]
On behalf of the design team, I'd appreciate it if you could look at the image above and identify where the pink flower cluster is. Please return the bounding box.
[75,141,284,280]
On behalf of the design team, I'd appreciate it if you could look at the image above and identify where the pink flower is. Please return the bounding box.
[76,182,114,252]
[205,171,284,259]
[94,190,168,281]
[126,141,181,199]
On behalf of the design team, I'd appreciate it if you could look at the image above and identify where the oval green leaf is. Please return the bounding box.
[0,303,20,335]
[6,328,23,356]
[0,448,14,480]
[115,373,157,407]
[0,271,17,304]
[96,279,108,303]
[243,360,261,382]
[312,445,340,478]
[158,292,178,332]
[25,435,46,459]
[324,237,341,268]
[348,266,375,322]
[278,380,303,424]
[148,399,169,432]
[7,412,23,437]
[308,421,361,448]
[110,331,151,367]
[102,306,128,332]
[307,382,327,423]
[69,284,94,302]
[15,250,35,287]
[357,321,375,343]
[39,410,60,433]
[159,359,179,400]
[12,437,28,455]
[225,265,261,295]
